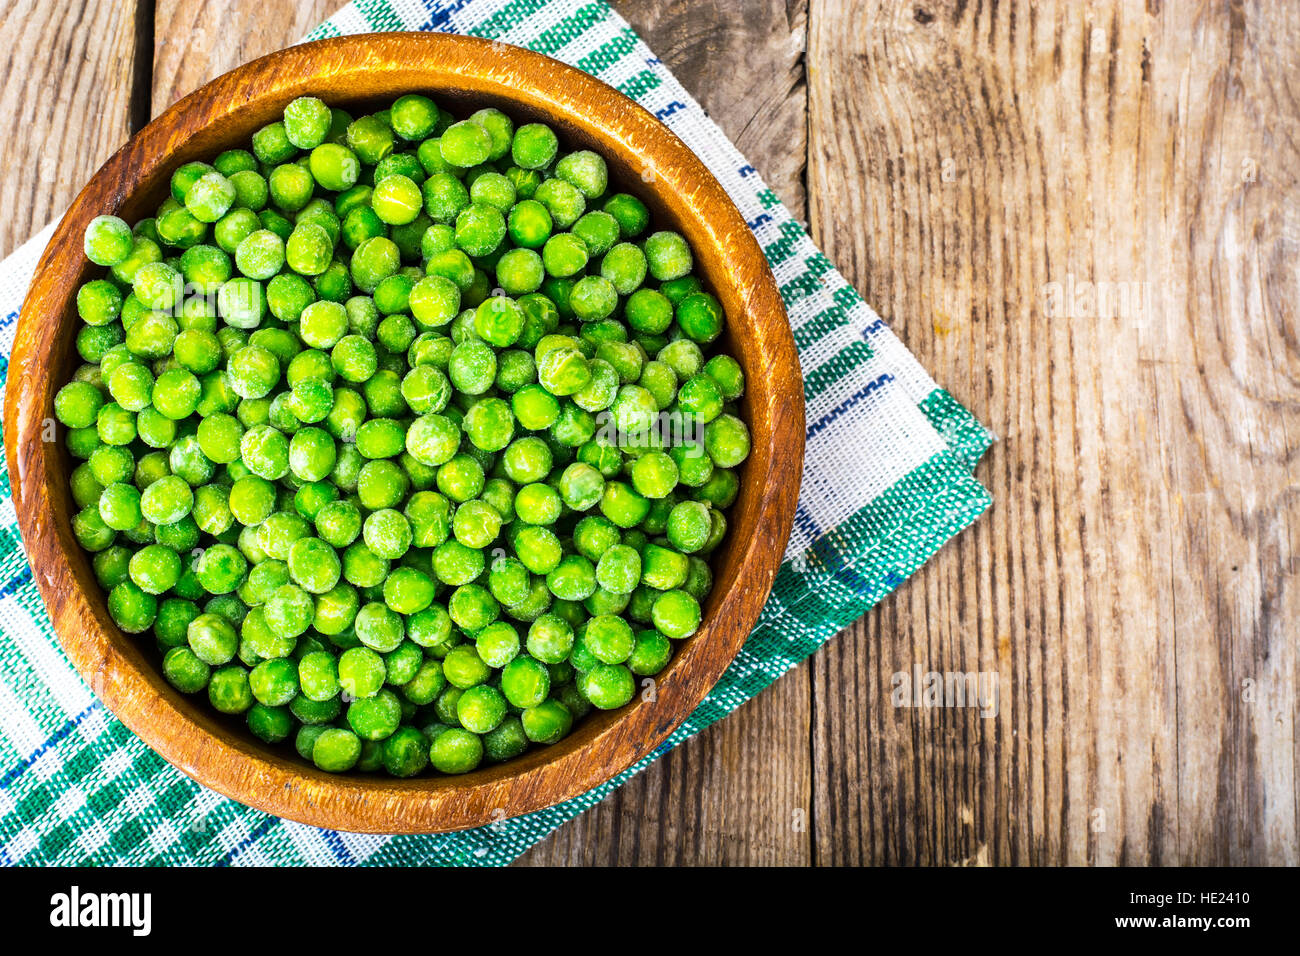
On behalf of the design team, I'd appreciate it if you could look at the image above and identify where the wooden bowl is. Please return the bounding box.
[3,33,804,833]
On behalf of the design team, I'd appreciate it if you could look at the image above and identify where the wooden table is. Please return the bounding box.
[5,0,1296,866]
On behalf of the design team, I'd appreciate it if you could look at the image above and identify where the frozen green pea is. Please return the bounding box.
[595,544,642,595]
[249,657,300,706]
[534,178,585,229]
[579,663,635,710]
[349,236,400,293]
[195,542,248,595]
[643,230,693,281]
[187,611,239,665]
[55,381,106,429]
[309,142,361,192]
[263,584,314,639]
[571,210,620,257]
[666,500,713,553]
[163,646,211,693]
[628,629,672,676]
[186,172,237,223]
[106,580,156,632]
[483,716,528,762]
[371,174,423,225]
[525,614,574,664]
[454,202,506,258]
[454,684,506,734]
[599,242,647,295]
[382,566,436,615]
[557,461,606,511]
[387,94,439,143]
[440,121,492,168]
[583,614,635,665]
[84,215,133,266]
[651,588,702,639]
[704,413,751,468]
[461,396,514,452]
[338,646,386,698]
[129,544,182,595]
[437,643,486,690]
[234,229,285,280]
[347,115,395,164]
[287,536,342,594]
[208,665,253,714]
[76,279,124,326]
[521,699,572,744]
[313,728,362,772]
[285,222,334,276]
[430,727,483,773]
[381,726,430,777]
[313,582,360,636]
[347,688,402,740]
[284,96,332,149]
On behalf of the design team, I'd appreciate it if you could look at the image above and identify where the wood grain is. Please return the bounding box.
[5,32,803,835]
[152,0,337,112]
[808,0,1300,865]
[0,0,146,258]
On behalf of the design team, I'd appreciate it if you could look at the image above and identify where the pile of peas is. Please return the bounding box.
[55,93,751,777]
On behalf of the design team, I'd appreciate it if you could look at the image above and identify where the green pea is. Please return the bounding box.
[555,150,608,199]
[508,199,553,249]
[455,684,506,734]
[454,202,506,258]
[580,663,635,710]
[284,96,332,149]
[347,688,402,740]
[338,537,387,587]
[534,178,585,230]
[498,654,549,709]
[483,716,529,762]
[371,174,423,225]
[440,121,492,168]
[84,215,133,266]
[651,588,702,639]
[338,646,385,699]
[339,114,391,166]
[208,665,254,714]
[309,142,361,192]
[572,210,620,257]
[381,726,430,777]
[430,727,483,773]
[129,544,182,595]
[600,241,648,295]
[163,646,211,693]
[628,629,672,676]
[263,584,314,639]
[314,728,363,772]
[521,699,572,744]
[249,657,300,706]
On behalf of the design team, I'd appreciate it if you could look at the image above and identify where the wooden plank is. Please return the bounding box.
[518,0,813,866]
[807,0,1299,864]
[0,0,147,258]
[608,0,810,215]
[152,0,337,112]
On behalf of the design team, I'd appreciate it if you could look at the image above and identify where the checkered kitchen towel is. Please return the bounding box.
[0,0,992,865]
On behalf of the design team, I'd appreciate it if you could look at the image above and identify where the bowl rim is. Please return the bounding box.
[3,32,804,833]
